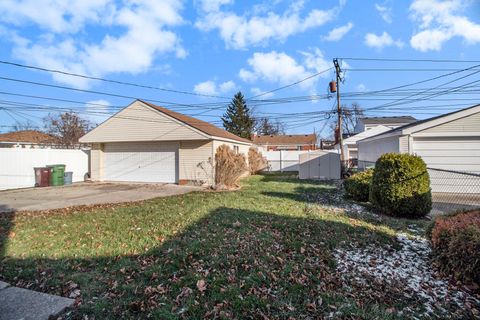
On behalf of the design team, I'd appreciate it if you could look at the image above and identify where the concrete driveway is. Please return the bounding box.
[0,182,202,213]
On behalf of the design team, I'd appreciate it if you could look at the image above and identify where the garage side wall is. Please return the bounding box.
[212,140,251,164]
[179,140,214,185]
[90,143,104,181]
[357,135,401,168]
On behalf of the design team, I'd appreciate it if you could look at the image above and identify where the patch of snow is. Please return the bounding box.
[334,232,480,317]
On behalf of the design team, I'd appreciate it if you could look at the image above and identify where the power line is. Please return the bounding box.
[338,57,480,63]
[0,99,331,128]
[246,67,333,100]
[0,76,235,112]
[364,70,480,111]
[0,60,231,100]
[345,68,480,72]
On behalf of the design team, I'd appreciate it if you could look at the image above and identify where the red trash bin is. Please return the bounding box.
[34,167,51,187]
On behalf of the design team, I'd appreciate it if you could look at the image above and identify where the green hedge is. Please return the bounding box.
[430,210,480,284]
[370,153,432,218]
[344,169,374,202]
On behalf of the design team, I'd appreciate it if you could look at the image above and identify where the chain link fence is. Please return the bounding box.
[351,159,480,215]
[427,168,480,215]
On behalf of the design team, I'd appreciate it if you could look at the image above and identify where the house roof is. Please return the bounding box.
[343,125,391,144]
[252,134,317,145]
[359,104,480,143]
[0,130,58,144]
[360,116,417,124]
[141,101,252,144]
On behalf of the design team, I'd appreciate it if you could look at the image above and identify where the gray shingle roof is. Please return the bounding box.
[360,116,417,124]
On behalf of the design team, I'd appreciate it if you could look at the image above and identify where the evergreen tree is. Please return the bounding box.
[222,91,255,139]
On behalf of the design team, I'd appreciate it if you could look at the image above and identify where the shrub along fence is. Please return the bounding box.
[369,153,432,218]
[357,159,480,214]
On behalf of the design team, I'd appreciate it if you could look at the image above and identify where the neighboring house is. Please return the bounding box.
[79,100,252,185]
[353,116,417,133]
[252,134,317,151]
[339,125,391,160]
[357,104,480,193]
[0,130,59,148]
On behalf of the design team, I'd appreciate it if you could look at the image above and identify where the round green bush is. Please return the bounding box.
[344,169,374,202]
[370,153,432,218]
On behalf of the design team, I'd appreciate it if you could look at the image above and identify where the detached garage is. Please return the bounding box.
[357,104,480,193]
[79,100,252,185]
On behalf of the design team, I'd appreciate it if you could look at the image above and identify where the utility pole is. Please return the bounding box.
[333,58,345,163]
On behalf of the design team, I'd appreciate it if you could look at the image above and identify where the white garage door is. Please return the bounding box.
[413,137,480,193]
[104,142,178,183]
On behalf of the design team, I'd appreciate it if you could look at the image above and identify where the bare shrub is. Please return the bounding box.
[215,145,248,188]
[248,147,267,174]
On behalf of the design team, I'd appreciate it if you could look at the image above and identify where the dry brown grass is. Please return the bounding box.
[215,144,248,188]
[248,147,267,174]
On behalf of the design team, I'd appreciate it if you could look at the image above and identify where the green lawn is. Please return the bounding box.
[0,174,430,319]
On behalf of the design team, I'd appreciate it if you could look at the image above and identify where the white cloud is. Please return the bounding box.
[375,3,392,23]
[198,0,233,12]
[239,49,331,92]
[364,31,404,49]
[219,80,236,92]
[356,84,367,92]
[194,81,218,95]
[195,1,340,49]
[250,87,274,98]
[1,0,186,88]
[0,0,115,33]
[323,22,353,41]
[193,80,237,96]
[85,99,111,125]
[409,0,480,52]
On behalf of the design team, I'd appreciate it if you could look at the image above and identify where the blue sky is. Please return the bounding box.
[0,0,479,135]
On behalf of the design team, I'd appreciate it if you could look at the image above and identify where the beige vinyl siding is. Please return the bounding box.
[358,135,400,165]
[412,137,480,172]
[212,140,250,163]
[413,137,480,193]
[90,143,104,181]
[415,112,480,135]
[179,140,214,184]
[399,135,409,153]
[80,101,207,143]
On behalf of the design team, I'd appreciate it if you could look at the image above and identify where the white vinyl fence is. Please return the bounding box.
[0,148,90,190]
[262,150,313,172]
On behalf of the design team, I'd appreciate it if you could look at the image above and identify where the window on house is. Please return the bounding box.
[297,146,302,150]
[234,145,239,154]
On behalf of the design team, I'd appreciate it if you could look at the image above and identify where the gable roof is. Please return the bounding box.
[360,116,417,124]
[343,125,391,144]
[359,104,480,143]
[141,101,252,144]
[0,130,58,144]
[252,134,317,145]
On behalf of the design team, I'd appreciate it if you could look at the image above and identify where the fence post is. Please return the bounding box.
[280,150,283,172]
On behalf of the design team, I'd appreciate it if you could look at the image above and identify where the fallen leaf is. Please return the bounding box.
[197,279,207,292]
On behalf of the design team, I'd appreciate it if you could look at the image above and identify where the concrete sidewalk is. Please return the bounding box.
[0,281,74,320]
